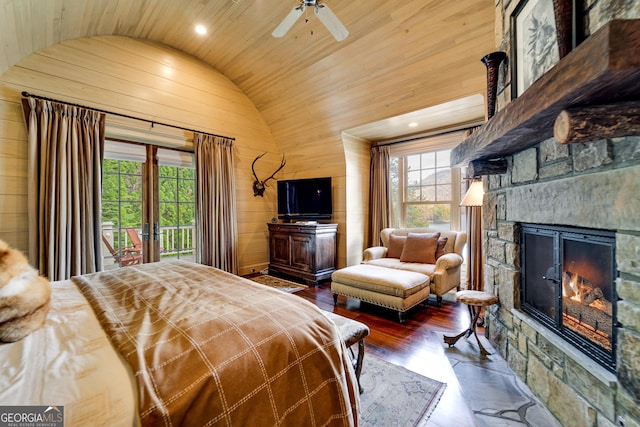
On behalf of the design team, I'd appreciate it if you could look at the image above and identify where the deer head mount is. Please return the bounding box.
[252,152,286,197]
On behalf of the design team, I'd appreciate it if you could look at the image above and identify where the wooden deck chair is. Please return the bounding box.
[127,227,164,252]
[125,228,143,251]
[102,235,142,267]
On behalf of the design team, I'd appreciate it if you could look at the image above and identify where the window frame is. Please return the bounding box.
[102,139,196,266]
[387,131,466,231]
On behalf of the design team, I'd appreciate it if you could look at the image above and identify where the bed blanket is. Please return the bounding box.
[72,260,358,426]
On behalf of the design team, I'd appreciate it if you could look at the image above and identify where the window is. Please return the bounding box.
[388,133,466,231]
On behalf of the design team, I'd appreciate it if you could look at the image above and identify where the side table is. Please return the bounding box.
[444,290,499,356]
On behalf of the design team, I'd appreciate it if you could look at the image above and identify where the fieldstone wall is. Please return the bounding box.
[484,135,640,427]
[485,1,640,426]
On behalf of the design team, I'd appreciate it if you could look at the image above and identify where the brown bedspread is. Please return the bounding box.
[72,260,359,426]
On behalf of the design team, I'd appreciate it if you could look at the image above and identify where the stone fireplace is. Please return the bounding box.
[481,133,640,426]
[521,223,617,372]
[449,2,640,426]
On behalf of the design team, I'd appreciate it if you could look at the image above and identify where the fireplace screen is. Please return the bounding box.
[521,224,616,372]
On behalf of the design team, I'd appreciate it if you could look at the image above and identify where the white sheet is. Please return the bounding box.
[0,280,137,426]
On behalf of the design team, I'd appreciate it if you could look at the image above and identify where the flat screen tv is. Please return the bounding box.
[277,177,332,222]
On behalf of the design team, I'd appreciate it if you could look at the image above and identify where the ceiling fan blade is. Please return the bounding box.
[315,4,348,41]
[272,5,304,38]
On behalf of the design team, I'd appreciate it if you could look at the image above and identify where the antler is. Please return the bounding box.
[251,152,266,183]
[251,153,286,197]
[262,154,286,186]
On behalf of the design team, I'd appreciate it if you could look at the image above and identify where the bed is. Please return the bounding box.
[0,260,359,426]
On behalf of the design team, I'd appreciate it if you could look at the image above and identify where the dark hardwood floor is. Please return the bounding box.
[296,279,480,426]
[299,279,474,359]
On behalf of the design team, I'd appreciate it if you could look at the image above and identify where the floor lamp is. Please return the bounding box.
[460,180,485,292]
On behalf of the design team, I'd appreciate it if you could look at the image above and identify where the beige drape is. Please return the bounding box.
[467,205,484,291]
[368,145,391,247]
[25,98,105,280]
[194,133,238,274]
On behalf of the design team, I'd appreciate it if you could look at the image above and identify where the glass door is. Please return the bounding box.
[101,152,145,269]
[157,148,196,262]
[101,141,195,269]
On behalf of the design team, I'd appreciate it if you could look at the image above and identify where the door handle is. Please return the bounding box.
[153,222,160,241]
[142,223,150,241]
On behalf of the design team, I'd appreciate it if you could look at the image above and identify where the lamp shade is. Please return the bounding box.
[460,180,484,207]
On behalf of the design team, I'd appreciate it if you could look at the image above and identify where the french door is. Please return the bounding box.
[101,141,196,269]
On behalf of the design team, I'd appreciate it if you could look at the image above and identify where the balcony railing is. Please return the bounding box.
[102,222,195,267]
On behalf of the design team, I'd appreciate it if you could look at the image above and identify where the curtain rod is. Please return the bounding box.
[21,91,235,141]
[374,123,482,147]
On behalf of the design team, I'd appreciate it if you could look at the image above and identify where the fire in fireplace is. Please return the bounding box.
[521,224,617,372]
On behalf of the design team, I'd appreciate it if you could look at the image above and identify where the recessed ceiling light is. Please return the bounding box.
[408,122,418,128]
[195,25,207,35]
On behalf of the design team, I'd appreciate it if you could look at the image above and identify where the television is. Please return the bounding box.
[277,177,332,222]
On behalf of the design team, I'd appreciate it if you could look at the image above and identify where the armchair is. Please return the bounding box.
[363,227,467,305]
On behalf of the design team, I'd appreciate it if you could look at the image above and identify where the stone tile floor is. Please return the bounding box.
[438,330,562,427]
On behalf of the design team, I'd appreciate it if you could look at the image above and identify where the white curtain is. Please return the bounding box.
[194,133,238,274]
[24,98,105,280]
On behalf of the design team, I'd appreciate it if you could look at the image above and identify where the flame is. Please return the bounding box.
[562,272,582,301]
[569,274,581,302]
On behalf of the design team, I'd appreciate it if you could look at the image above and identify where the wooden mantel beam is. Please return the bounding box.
[554,102,640,144]
[451,19,640,166]
[468,158,508,177]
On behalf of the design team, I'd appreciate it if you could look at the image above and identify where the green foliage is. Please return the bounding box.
[101,158,196,253]
[406,204,450,228]
[102,159,143,228]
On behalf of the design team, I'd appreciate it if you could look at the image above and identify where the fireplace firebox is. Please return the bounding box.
[521,224,617,372]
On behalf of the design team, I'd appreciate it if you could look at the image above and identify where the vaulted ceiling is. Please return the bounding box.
[1,0,495,143]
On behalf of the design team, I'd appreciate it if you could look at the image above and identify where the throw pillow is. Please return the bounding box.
[399,232,441,264]
[435,237,448,259]
[386,234,406,258]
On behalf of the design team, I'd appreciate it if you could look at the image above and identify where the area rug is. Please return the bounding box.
[359,355,446,426]
[248,274,308,293]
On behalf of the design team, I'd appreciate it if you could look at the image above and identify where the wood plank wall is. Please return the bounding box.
[0,36,284,275]
[342,133,371,267]
[0,86,28,248]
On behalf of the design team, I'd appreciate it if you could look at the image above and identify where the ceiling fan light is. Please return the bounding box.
[272,0,348,41]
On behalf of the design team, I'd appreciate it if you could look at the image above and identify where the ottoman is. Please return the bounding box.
[331,264,430,323]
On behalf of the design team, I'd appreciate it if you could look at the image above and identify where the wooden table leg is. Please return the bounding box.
[355,340,365,394]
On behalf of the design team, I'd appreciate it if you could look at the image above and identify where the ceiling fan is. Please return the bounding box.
[272,0,349,41]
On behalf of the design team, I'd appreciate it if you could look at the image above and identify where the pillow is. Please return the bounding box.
[435,237,448,259]
[386,234,406,258]
[399,232,441,264]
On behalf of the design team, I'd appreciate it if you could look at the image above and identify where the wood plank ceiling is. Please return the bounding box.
[0,0,495,144]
